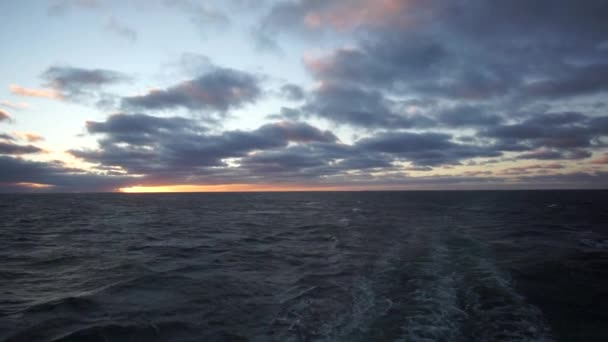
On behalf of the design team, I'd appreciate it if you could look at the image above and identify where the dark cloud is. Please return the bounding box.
[303,83,435,128]
[40,66,130,107]
[304,36,447,91]
[480,112,608,157]
[280,84,305,101]
[437,105,502,127]
[72,114,337,176]
[73,113,465,184]
[526,64,608,99]
[517,149,592,161]
[0,156,131,192]
[263,0,608,145]
[356,131,501,166]
[0,134,15,141]
[590,116,608,135]
[85,113,199,146]
[524,112,588,126]
[239,143,345,179]
[42,66,129,94]
[69,110,608,187]
[0,142,43,155]
[10,1,608,190]
[122,67,261,113]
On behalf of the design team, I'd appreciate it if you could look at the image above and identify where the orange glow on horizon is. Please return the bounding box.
[118,183,379,193]
[14,182,55,189]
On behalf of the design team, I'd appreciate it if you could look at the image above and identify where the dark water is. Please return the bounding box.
[1,191,607,342]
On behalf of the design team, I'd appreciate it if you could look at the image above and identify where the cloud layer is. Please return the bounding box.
[2,0,608,191]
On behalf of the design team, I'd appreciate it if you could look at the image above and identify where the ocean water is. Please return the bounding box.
[1,191,607,342]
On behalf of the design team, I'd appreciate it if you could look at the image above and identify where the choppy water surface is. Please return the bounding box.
[1,191,607,341]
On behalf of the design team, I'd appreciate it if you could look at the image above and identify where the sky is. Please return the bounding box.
[1,0,608,192]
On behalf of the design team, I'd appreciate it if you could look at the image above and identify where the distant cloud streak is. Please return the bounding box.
[104,16,138,43]
[9,85,62,99]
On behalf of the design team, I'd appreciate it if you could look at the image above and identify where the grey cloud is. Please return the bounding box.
[239,144,342,178]
[437,105,503,127]
[43,66,129,92]
[481,112,608,152]
[40,66,130,107]
[524,112,588,126]
[0,142,43,155]
[265,0,608,139]
[526,64,608,98]
[517,149,592,161]
[0,156,131,192]
[86,113,201,146]
[0,134,15,141]
[105,16,138,43]
[590,116,608,134]
[356,131,501,166]
[255,121,337,143]
[73,114,337,176]
[122,67,261,113]
[304,83,435,128]
[280,84,305,101]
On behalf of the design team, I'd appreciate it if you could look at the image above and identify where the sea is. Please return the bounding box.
[1,191,607,341]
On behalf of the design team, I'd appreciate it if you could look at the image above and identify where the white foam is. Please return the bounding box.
[398,235,555,342]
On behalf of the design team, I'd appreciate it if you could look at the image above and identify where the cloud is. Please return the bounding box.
[0,101,29,110]
[280,84,305,101]
[0,133,15,141]
[264,0,608,143]
[478,112,608,157]
[590,153,608,165]
[12,132,44,143]
[0,109,11,122]
[12,66,131,108]
[104,16,138,43]
[437,105,503,127]
[499,163,565,176]
[7,1,608,190]
[0,142,43,155]
[48,0,100,16]
[0,156,131,192]
[122,67,261,113]
[302,0,407,31]
[303,82,434,128]
[163,0,230,38]
[72,113,337,177]
[259,0,409,39]
[356,131,501,166]
[516,149,592,160]
[9,85,61,99]
[526,64,608,98]
[69,108,608,187]
[41,66,129,98]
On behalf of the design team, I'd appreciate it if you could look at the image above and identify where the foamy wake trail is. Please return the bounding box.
[461,256,554,341]
[398,235,555,342]
[398,243,466,342]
